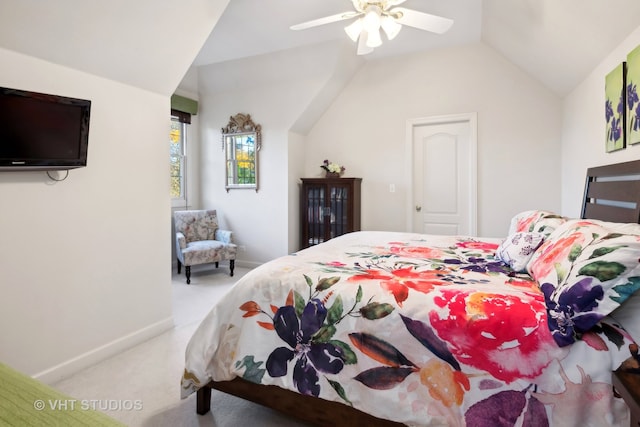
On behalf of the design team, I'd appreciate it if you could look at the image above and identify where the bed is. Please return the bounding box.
[181,159,640,426]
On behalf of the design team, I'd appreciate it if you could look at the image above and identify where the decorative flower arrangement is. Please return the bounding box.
[321,159,345,176]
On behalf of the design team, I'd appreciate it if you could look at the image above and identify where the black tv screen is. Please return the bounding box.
[0,86,91,171]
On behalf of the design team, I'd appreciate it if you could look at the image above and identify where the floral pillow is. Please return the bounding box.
[527,219,640,346]
[508,210,567,238]
[496,232,545,272]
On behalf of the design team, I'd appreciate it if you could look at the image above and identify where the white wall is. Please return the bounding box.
[198,83,310,264]
[562,25,640,218]
[304,43,563,238]
[197,42,362,263]
[0,48,173,381]
[288,131,307,251]
[194,42,563,266]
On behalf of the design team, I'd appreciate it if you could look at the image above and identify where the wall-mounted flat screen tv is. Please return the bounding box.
[0,86,91,171]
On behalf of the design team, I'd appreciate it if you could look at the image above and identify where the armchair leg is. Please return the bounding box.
[185,266,191,285]
[177,259,182,274]
[230,260,235,277]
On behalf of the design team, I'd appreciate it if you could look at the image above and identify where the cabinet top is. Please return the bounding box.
[301,177,362,182]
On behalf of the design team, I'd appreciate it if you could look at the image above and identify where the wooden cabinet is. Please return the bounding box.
[300,178,362,249]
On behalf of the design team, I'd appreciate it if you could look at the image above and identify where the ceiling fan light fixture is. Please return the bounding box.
[357,30,374,55]
[380,15,402,40]
[365,27,382,48]
[344,18,363,42]
[362,5,382,34]
[289,1,453,56]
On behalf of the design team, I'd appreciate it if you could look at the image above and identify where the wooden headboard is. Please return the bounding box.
[581,159,640,223]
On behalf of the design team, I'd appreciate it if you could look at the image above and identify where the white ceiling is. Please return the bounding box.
[193,0,640,96]
[0,0,228,95]
[1,0,639,97]
[192,0,481,66]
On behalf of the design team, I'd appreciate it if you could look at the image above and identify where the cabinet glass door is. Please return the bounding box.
[329,185,349,239]
[305,185,325,246]
[301,178,360,249]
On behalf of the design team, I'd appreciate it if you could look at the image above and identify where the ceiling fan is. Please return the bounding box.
[290,0,454,55]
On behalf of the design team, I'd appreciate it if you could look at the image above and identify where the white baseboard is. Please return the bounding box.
[34,316,174,385]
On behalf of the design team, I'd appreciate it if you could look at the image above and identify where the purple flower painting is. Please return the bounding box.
[605,62,626,152]
[627,44,640,145]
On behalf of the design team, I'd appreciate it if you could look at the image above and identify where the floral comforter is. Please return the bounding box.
[181,231,633,426]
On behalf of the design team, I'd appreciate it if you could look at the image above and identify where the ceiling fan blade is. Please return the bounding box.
[390,7,453,34]
[290,11,362,30]
[351,0,364,12]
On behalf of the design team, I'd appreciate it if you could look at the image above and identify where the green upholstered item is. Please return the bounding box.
[0,362,124,426]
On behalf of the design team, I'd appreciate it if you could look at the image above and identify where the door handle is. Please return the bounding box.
[415,205,422,212]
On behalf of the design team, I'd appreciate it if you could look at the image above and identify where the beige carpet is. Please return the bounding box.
[52,264,310,427]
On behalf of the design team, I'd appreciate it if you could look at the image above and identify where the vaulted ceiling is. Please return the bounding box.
[193,0,640,96]
[0,0,639,97]
[0,0,229,95]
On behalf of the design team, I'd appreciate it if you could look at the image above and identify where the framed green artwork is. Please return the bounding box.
[627,45,640,145]
[605,62,626,152]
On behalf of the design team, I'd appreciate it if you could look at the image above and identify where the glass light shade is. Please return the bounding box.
[362,6,382,33]
[344,18,363,42]
[381,16,402,40]
[366,28,382,48]
[357,31,374,55]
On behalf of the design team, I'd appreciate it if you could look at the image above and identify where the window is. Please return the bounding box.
[169,94,198,203]
[170,116,187,203]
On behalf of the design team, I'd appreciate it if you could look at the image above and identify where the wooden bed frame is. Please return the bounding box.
[581,159,640,223]
[196,159,640,426]
[196,377,403,426]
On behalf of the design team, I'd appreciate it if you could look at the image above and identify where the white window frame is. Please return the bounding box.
[170,117,188,208]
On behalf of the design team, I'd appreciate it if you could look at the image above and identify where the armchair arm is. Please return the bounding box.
[215,229,233,244]
[176,231,187,250]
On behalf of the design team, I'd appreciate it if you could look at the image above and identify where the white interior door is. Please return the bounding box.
[407,114,477,236]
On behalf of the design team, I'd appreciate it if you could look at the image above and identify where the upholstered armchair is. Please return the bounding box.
[174,210,237,284]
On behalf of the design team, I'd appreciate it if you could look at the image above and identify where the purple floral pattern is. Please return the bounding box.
[627,45,640,145]
[530,220,640,346]
[182,231,636,426]
[267,301,345,396]
[605,63,626,152]
[496,231,545,272]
